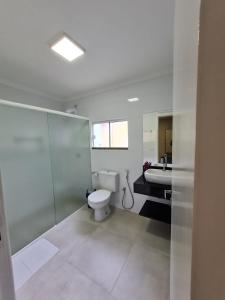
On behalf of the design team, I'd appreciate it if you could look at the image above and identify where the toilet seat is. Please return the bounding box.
[88,189,111,209]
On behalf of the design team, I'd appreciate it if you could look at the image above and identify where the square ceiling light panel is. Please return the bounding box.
[51,34,85,62]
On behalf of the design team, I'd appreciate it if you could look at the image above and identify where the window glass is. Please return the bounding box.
[93,122,109,147]
[110,121,128,148]
[92,120,128,149]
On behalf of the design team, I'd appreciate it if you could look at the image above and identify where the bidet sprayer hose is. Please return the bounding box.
[122,170,135,210]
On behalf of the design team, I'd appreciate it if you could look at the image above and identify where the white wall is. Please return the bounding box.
[0,82,63,111]
[65,74,173,213]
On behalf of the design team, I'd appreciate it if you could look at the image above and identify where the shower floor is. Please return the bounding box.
[12,238,59,290]
[16,205,170,300]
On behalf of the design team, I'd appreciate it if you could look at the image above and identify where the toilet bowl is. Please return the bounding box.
[88,170,119,221]
[88,189,111,221]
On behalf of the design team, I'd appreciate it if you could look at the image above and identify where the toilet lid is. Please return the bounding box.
[88,189,111,203]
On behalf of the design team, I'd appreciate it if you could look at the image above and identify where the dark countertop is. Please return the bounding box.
[133,175,172,200]
[134,167,172,224]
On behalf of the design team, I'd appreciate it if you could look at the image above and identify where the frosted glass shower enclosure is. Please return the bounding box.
[0,100,92,254]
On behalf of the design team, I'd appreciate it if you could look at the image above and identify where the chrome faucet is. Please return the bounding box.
[163,154,167,171]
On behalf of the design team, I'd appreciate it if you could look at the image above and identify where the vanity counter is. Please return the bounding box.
[133,175,171,200]
[133,173,172,224]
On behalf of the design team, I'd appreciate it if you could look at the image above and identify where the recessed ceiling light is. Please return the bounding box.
[50,34,85,62]
[128,97,140,102]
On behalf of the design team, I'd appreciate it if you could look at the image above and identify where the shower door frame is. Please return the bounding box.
[0,99,89,121]
[0,172,16,300]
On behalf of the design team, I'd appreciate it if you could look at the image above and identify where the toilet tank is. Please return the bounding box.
[98,170,119,192]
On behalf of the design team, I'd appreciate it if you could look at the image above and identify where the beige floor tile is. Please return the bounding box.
[111,242,170,300]
[71,205,98,226]
[17,256,117,300]
[101,207,150,242]
[67,227,132,292]
[16,253,63,300]
[45,218,98,251]
[59,264,118,300]
[136,219,171,256]
[16,206,170,300]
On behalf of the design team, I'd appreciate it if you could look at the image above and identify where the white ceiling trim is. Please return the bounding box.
[0,77,62,102]
[65,69,173,103]
[0,69,173,104]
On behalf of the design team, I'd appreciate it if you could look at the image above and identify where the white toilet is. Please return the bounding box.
[88,170,119,221]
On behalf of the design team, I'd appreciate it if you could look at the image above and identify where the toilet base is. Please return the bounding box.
[94,205,111,221]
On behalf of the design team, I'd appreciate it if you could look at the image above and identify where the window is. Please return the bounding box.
[92,120,128,149]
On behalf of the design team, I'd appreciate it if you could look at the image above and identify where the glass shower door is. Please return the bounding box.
[0,105,55,254]
[48,114,92,223]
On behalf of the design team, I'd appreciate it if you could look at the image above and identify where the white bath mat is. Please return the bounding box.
[12,238,59,290]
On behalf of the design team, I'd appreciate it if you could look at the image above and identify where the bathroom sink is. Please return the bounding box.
[144,169,172,185]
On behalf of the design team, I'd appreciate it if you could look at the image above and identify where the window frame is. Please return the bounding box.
[92,119,128,150]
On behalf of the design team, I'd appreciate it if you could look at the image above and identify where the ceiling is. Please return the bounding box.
[0,0,174,102]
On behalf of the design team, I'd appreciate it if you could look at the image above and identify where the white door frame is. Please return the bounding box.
[0,172,15,300]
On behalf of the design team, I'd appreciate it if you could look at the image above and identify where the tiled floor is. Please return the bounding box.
[16,205,170,300]
[12,238,59,290]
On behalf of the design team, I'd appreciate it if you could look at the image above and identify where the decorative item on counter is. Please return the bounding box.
[143,161,151,172]
[143,161,151,181]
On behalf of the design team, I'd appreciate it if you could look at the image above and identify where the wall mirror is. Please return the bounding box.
[143,112,173,166]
